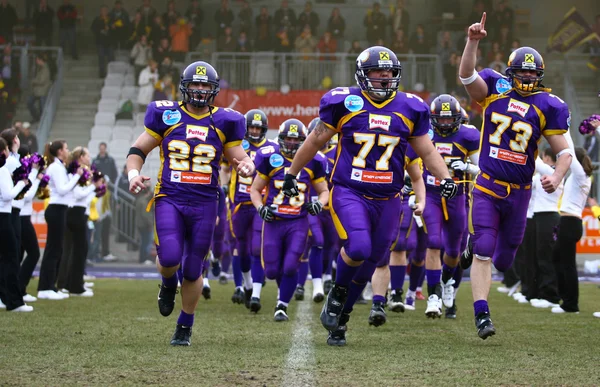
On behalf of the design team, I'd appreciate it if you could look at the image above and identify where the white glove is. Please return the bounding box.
[408,195,417,209]
[450,160,468,172]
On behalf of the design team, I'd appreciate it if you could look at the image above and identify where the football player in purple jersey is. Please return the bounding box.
[282,46,457,346]
[459,13,572,339]
[126,61,255,346]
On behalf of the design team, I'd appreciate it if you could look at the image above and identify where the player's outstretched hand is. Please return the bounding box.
[540,174,560,194]
[282,173,299,197]
[440,178,458,199]
[129,175,150,195]
[232,157,255,178]
[468,12,487,41]
[306,200,323,216]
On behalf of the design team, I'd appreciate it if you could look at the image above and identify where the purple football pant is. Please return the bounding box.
[211,198,228,258]
[392,198,417,252]
[422,191,466,258]
[308,213,324,247]
[470,174,532,272]
[231,204,256,258]
[330,185,401,265]
[155,197,217,281]
[319,210,340,275]
[261,217,309,279]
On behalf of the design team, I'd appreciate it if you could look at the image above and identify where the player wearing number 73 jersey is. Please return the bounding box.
[281,45,456,346]
[126,61,254,346]
[459,12,572,340]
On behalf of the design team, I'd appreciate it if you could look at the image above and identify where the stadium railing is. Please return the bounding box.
[184,52,445,94]
[108,181,140,246]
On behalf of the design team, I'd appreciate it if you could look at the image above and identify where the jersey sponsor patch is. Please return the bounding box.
[426,175,459,186]
[273,204,301,215]
[507,99,530,118]
[351,168,393,184]
[496,78,511,94]
[369,114,391,131]
[269,153,284,167]
[162,110,181,125]
[489,146,527,165]
[186,125,208,141]
[344,95,364,112]
[238,183,251,193]
[436,143,453,154]
[170,171,212,184]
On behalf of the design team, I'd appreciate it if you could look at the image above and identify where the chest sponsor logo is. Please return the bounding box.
[162,109,181,125]
[369,114,391,131]
[270,153,284,168]
[273,204,301,215]
[489,146,527,165]
[507,99,530,118]
[171,171,212,184]
[436,143,453,154]
[351,168,393,184]
[186,125,208,141]
[344,95,364,112]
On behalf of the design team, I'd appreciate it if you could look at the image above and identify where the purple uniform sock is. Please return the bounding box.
[441,262,457,283]
[335,254,362,287]
[342,281,368,314]
[232,255,243,287]
[373,295,386,304]
[279,271,298,304]
[309,247,323,279]
[297,260,309,287]
[408,264,424,292]
[177,311,194,327]
[250,255,264,283]
[390,265,407,291]
[418,266,426,288]
[426,269,441,287]
[162,273,178,288]
[474,300,489,317]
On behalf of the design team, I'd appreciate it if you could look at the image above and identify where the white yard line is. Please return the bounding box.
[282,285,316,387]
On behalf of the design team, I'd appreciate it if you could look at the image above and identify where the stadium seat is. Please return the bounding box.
[107,61,129,75]
[115,119,135,127]
[112,126,134,140]
[90,125,113,141]
[121,86,139,100]
[101,86,122,99]
[97,99,119,113]
[123,74,136,87]
[104,74,124,87]
[135,112,146,127]
[87,139,103,153]
[94,112,116,127]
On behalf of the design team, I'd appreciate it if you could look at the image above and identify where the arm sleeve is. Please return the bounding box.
[51,166,81,195]
[310,156,328,183]
[535,158,555,175]
[542,96,570,136]
[254,150,272,181]
[564,130,586,179]
[318,90,347,132]
[73,183,97,200]
[478,68,506,98]
[224,110,245,149]
[24,177,42,202]
[408,96,431,138]
[144,102,169,140]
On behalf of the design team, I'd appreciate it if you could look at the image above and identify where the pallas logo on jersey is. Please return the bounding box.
[186,125,208,141]
[435,143,453,154]
[507,99,530,118]
[369,114,391,131]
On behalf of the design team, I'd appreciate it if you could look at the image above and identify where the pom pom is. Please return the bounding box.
[95,184,107,198]
[38,174,50,188]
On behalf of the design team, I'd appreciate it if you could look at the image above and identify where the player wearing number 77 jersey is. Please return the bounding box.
[126,61,255,346]
[459,12,572,340]
[281,45,457,346]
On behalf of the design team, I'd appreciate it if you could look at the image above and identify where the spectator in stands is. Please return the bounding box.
[130,35,152,81]
[128,12,146,48]
[162,0,179,28]
[1,43,18,90]
[491,0,514,39]
[317,31,337,61]
[158,56,179,82]
[91,5,114,79]
[109,0,130,50]
[238,0,253,35]
[486,41,503,64]
[390,0,410,38]
[137,59,158,110]
[298,1,320,37]
[152,74,176,101]
[497,24,513,54]
[57,0,79,60]
[92,142,118,184]
[137,0,157,31]
[467,0,485,29]
[149,14,168,48]
[390,29,408,54]
[33,0,54,47]
[27,54,51,123]
[186,0,203,51]
[409,24,429,54]
[154,38,172,66]
[237,31,252,53]
[0,83,9,129]
[326,7,345,43]
[437,30,456,72]
[295,25,317,58]
[169,17,192,61]
[274,0,297,41]
[255,6,272,51]
[19,122,38,154]
[135,179,154,264]
[510,38,521,53]
[217,26,237,52]
[0,0,17,44]
[488,52,505,73]
[194,35,216,58]
[274,27,292,53]
[348,40,362,55]
[215,0,234,38]
[364,3,387,46]
[455,25,468,52]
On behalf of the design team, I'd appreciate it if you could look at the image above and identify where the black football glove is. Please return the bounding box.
[282,173,299,197]
[258,205,275,222]
[440,178,458,199]
[305,200,323,216]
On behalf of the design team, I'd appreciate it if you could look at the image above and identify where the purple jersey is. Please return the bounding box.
[320,86,430,198]
[144,101,246,201]
[255,143,327,219]
[423,124,479,194]
[229,138,277,204]
[477,68,569,184]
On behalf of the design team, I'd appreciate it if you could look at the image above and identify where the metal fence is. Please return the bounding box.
[109,182,140,246]
[184,52,445,94]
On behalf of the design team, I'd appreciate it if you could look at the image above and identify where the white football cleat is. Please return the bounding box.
[425,295,442,318]
[70,290,94,297]
[404,290,416,311]
[441,279,455,308]
[507,281,521,297]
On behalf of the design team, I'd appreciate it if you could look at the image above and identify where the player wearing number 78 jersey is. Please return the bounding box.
[281,45,456,346]
[459,12,572,340]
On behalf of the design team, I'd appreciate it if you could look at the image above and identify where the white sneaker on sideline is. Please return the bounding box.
[0,299,6,309]
[512,292,523,299]
[83,275,96,281]
[441,279,455,308]
[497,286,510,293]
[84,282,94,288]
[37,290,66,300]
[10,304,33,312]
[517,296,529,304]
[23,294,37,303]
[532,299,558,309]
[593,312,600,318]
[103,254,117,262]
[551,306,578,314]
[71,290,94,297]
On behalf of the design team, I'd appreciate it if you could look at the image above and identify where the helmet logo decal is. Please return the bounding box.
[196,66,207,75]
[524,53,535,63]
[289,125,298,132]
[253,113,262,121]
[379,51,390,60]
[357,50,370,63]
[441,103,451,111]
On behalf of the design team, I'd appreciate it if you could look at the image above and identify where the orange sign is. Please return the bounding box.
[31,201,47,248]
[577,207,600,253]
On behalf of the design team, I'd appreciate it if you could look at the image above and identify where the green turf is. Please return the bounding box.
[1,280,599,386]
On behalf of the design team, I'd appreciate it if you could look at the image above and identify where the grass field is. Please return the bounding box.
[1,279,600,386]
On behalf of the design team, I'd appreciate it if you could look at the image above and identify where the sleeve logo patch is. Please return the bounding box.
[507,99,530,118]
[496,78,512,94]
[162,110,182,125]
[242,139,250,150]
[344,95,364,112]
[269,153,284,167]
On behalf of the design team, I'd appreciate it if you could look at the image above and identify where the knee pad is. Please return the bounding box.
[182,264,202,282]
[264,266,279,280]
[344,232,371,262]
[472,232,496,258]
[426,233,442,251]
[157,246,181,268]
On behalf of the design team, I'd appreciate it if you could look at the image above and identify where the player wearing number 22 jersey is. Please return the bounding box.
[281,46,457,346]
[459,44,571,339]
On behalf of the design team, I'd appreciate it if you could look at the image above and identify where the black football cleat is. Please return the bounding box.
[460,235,474,270]
[244,288,252,308]
[157,284,178,317]
[211,260,221,277]
[294,285,305,301]
[320,285,348,331]
[202,286,211,300]
[170,324,192,346]
[250,297,261,313]
[389,289,405,313]
[445,300,457,319]
[274,304,289,322]
[475,312,496,340]
[231,288,245,304]
[327,312,350,346]
[368,301,387,327]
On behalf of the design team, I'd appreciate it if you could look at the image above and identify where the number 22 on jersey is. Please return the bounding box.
[167,125,217,174]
